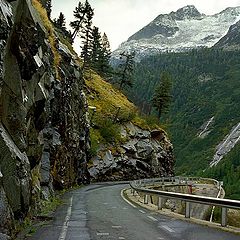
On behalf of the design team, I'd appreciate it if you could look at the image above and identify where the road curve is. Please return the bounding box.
[26,183,240,240]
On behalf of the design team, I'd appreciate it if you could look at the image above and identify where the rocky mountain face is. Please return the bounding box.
[215,20,240,50]
[0,0,90,236]
[89,123,173,181]
[0,0,175,237]
[112,5,240,60]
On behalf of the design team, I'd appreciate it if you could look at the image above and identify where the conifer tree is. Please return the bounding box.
[117,51,135,89]
[98,32,112,77]
[70,1,88,41]
[90,26,102,71]
[80,1,94,69]
[152,72,172,120]
[55,12,66,30]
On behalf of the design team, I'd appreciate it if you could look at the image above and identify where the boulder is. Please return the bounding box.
[89,123,174,181]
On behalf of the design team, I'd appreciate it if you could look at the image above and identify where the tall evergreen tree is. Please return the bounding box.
[80,1,94,69]
[55,12,66,30]
[70,1,88,41]
[117,51,135,89]
[90,26,102,71]
[152,72,172,120]
[98,32,112,77]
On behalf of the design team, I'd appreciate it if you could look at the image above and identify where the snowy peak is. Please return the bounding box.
[113,5,240,61]
[172,5,203,20]
[127,5,202,41]
[128,14,178,41]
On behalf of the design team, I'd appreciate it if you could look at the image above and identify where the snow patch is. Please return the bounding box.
[210,123,240,167]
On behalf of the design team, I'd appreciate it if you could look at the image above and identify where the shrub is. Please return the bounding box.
[98,119,121,144]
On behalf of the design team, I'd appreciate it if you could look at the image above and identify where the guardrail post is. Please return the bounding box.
[144,194,148,204]
[158,197,163,210]
[131,188,134,194]
[133,190,137,196]
[185,202,191,218]
[221,207,227,227]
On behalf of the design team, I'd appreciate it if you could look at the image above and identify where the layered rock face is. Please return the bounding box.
[89,123,174,181]
[0,0,90,235]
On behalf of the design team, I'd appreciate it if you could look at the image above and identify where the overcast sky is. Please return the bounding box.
[51,0,240,51]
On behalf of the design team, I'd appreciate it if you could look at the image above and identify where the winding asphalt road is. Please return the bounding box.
[27,183,240,240]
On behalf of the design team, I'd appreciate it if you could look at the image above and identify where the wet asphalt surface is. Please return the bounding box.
[26,183,240,240]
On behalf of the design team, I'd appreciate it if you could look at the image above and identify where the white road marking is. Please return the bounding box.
[112,225,122,229]
[120,189,137,208]
[119,237,125,240]
[97,232,109,236]
[162,225,175,233]
[58,196,73,240]
[139,210,146,214]
[103,202,109,205]
[157,238,164,240]
[147,216,158,222]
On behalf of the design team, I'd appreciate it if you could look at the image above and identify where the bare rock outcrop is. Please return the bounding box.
[0,0,90,235]
[89,123,174,181]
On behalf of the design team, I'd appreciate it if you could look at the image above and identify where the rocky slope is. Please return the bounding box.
[84,71,174,182]
[112,5,240,61]
[215,20,240,50]
[0,0,90,236]
[0,0,175,237]
[89,123,173,181]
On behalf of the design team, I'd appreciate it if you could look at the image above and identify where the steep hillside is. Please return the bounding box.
[0,0,174,236]
[129,48,240,199]
[0,0,90,236]
[112,5,240,61]
[85,72,174,181]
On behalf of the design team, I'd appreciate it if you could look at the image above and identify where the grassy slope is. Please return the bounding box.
[85,71,136,122]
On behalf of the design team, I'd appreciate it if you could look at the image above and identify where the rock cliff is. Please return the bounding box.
[0,0,90,236]
[0,0,175,237]
[89,123,174,181]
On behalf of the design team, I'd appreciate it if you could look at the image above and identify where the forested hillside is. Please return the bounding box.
[129,48,240,199]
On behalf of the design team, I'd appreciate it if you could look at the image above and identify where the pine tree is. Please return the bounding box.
[90,26,102,71]
[117,51,135,89]
[98,32,112,77]
[70,1,85,41]
[152,72,172,120]
[55,12,66,30]
[80,1,94,69]
[70,1,88,41]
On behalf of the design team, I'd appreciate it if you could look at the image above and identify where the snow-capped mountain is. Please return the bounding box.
[112,5,240,60]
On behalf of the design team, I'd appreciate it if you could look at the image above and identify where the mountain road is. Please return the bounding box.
[26,183,240,240]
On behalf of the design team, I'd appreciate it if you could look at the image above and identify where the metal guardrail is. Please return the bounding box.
[130,177,240,227]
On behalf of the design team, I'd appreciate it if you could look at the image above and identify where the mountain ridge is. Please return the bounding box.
[113,5,240,61]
